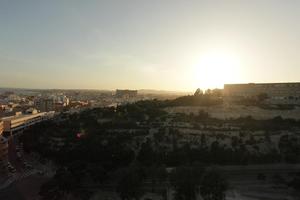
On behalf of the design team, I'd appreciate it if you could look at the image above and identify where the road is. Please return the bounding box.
[0,183,25,200]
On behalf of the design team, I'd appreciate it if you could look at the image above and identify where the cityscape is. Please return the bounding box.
[1,1,300,200]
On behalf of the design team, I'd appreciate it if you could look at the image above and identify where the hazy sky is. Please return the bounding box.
[1,0,300,91]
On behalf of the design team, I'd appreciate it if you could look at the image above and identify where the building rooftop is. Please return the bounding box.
[1,112,46,122]
[224,82,300,86]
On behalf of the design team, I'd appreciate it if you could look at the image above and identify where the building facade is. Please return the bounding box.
[115,89,138,98]
[0,120,8,174]
[2,112,51,136]
[224,82,300,104]
[35,98,55,112]
[0,121,3,135]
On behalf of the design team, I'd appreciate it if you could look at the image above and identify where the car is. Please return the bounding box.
[37,171,44,175]
[25,164,33,170]
[25,166,33,170]
[17,153,23,160]
[23,161,33,169]
[7,162,13,168]
[7,173,14,178]
[8,166,16,173]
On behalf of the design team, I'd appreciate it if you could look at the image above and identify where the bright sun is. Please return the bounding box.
[191,51,241,90]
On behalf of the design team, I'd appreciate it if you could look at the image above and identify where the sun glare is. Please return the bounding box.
[191,51,241,90]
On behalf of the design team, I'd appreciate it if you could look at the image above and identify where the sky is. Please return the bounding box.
[1,0,300,91]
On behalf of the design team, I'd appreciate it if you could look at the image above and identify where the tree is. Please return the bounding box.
[137,140,157,165]
[194,88,203,96]
[257,93,268,102]
[279,135,300,163]
[170,165,205,200]
[257,173,266,181]
[288,172,300,191]
[116,166,144,200]
[87,163,107,183]
[144,165,167,192]
[200,134,207,148]
[40,168,78,200]
[39,179,61,200]
[211,89,223,98]
[200,170,228,200]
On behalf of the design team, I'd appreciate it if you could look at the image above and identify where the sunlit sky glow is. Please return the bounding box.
[1,0,300,91]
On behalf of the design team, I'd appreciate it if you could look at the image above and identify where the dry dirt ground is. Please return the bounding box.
[165,105,300,120]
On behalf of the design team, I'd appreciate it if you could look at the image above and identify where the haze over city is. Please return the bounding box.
[2,1,300,200]
[1,0,300,91]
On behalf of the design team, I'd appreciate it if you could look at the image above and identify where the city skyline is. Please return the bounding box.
[1,0,300,91]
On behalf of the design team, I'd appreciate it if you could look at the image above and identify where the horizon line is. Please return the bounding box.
[0,86,194,93]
